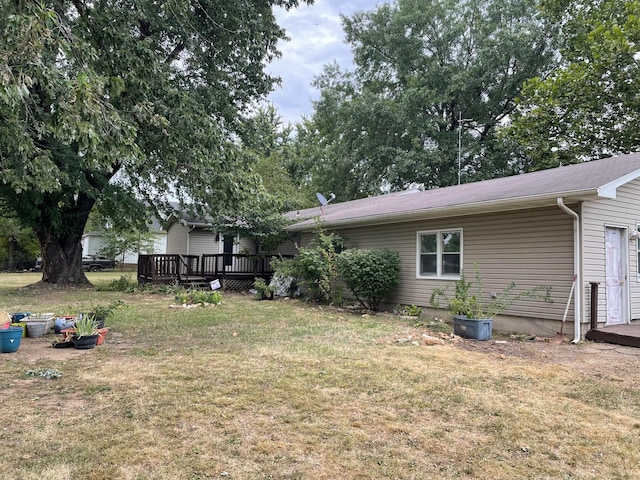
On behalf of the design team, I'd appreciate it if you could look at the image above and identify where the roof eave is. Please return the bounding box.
[286,189,602,232]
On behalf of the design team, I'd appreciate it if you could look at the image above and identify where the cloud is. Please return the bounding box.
[266,0,381,124]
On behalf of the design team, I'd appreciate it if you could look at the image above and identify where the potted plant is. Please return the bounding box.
[87,300,124,328]
[51,335,74,348]
[430,264,551,340]
[71,315,100,349]
[253,278,275,300]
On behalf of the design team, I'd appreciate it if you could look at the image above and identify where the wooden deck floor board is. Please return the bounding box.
[586,324,640,348]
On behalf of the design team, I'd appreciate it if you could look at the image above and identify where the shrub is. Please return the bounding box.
[430,264,551,318]
[402,305,422,317]
[338,248,401,311]
[99,275,137,293]
[274,226,344,305]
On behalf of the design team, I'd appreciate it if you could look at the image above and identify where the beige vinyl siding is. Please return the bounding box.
[238,236,255,254]
[582,179,640,323]
[165,224,259,256]
[187,230,220,255]
[166,223,189,255]
[304,206,574,322]
[273,238,299,256]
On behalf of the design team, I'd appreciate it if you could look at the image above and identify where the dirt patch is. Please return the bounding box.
[391,328,640,383]
[9,325,640,384]
[2,331,132,363]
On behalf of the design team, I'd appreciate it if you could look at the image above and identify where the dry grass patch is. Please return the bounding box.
[0,275,639,479]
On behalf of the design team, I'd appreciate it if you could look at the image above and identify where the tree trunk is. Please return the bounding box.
[38,231,89,284]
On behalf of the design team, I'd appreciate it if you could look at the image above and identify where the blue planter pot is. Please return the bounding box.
[0,327,24,353]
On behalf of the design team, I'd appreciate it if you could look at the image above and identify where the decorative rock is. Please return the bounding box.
[421,334,446,346]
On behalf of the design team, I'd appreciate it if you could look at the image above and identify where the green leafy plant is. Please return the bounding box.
[26,368,63,380]
[73,315,99,338]
[174,289,222,306]
[337,248,401,311]
[430,264,552,319]
[402,305,422,317]
[274,224,344,305]
[89,300,125,321]
[253,278,275,300]
[99,275,138,293]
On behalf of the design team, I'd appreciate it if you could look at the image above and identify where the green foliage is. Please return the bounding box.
[99,275,138,293]
[96,225,158,263]
[253,277,275,300]
[402,305,422,317]
[74,315,99,338]
[213,106,314,253]
[337,248,401,312]
[25,368,63,380]
[240,106,314,210]
[0,214,40,270]
[0,0,311,283]
[507,0,640,168]
[430,264,552,319]
[270,256,301,297]
[300,0,555,199]
[270,256,298,279]
[89,300,125,320]
[274,224,344,305]
[174,289,222,306]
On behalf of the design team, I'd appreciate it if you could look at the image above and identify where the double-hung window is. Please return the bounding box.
[417,229,462,278]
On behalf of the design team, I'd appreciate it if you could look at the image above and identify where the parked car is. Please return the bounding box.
[32,256,116,272]
[82,256,116,272]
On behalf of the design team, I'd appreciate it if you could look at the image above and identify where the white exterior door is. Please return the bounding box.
[605,227,628,325]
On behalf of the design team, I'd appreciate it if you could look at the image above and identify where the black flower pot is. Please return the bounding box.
[72,334,99,349]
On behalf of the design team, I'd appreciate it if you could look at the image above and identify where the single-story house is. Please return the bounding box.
[286,153,640,341]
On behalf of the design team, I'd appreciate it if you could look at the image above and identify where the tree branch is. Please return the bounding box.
[139,19,152,40]
[166,42,185,64]
[71,0,85,17]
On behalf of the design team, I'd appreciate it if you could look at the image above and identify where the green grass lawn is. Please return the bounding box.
[0,273,639,479]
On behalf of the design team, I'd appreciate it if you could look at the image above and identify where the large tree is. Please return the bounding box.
[302,0,555,200]
[507,0,640,170]
[0,0,310,284]
[214,106,314,253]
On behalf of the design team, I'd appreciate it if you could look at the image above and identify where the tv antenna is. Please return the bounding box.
[316,192,335,215]
[458,112,472,185]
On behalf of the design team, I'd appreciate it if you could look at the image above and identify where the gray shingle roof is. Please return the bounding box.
[288,153,640,231]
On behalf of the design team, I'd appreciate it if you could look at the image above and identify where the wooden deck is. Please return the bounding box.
[137,254,292,287]
[585,323,640,348]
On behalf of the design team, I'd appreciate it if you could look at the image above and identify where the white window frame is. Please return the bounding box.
[416,229,463,279]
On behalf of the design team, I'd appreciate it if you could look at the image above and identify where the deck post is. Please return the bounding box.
[589,282,599,330]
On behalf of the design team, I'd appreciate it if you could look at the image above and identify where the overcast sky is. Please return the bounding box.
[266,0,382,125]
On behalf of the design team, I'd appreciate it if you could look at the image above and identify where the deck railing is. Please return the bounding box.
[138,253,292,284]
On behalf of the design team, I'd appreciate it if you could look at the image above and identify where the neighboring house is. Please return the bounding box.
[287,153,640,340]
[81,231,105,258]
[82,217,167,265]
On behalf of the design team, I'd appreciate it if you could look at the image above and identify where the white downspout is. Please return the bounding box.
[557,198,582,343]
